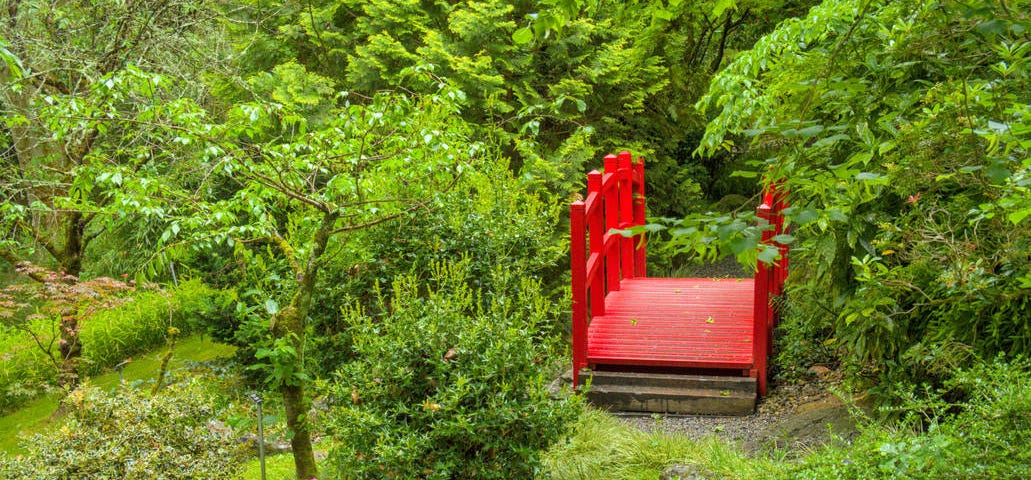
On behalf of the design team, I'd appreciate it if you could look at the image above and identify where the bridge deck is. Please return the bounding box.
[587,277,755,370]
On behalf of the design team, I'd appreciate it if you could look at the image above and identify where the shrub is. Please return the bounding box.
[322,261,581,479]
[769,357,1031,479]
[0,320,61,412]
[303,158,566,377]
[0,379,244,479]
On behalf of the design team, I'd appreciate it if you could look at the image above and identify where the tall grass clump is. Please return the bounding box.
[541,408,760,480]
[78,279,227,375]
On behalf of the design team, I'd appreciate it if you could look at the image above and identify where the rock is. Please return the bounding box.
[748,395,855,455]
[659,464,711,480]
[807,365,832,377]
[548,369,575,399]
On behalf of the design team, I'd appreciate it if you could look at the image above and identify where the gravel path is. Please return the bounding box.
[614,377,851,453]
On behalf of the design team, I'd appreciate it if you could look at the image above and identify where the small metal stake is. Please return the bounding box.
[113,359,130,391]
[247,393,267,480]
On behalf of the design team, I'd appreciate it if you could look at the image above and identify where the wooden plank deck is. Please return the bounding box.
[587,277,755,370]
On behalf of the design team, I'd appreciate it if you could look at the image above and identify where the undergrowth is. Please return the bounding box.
[542,358,1031,480]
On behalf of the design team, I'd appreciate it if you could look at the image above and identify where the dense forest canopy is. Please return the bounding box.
[1,0,1029,478]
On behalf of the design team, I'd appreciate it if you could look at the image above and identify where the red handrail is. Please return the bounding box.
[752,184,788,396]
[570,151,646,386]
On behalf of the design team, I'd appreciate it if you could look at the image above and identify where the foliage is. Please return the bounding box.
[323,261,581,479]
[0,379,244,479]
[0,278,228,412]
[541,408,757,480]
[768,358,1031,479]
[223,0,810,215]
[0,0,225,277]
[300,156,566,378]
[0,262,141,390]
[121,68,484,476]
[79,280,228,376]
[678,0,1031,392]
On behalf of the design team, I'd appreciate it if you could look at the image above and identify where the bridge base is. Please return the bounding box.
[582,370,757,416]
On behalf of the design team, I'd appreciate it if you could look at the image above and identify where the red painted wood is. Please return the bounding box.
[587,171,605,317]
[569,151,791,398]
[603,155,620,293]
[632,157,646,277]
[618,151,635,279]
[570,201,587,386]
[587,278,755,369]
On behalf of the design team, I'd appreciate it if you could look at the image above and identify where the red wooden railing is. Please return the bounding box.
[569,151,645,386]
[751,186,789,396]
[570,150,788,395]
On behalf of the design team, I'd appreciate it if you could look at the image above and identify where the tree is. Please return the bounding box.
[0,0,224,277]
[0,262,138,387]
[223,0,812,215]
[693,0,1030,390]
[127,72,480,478]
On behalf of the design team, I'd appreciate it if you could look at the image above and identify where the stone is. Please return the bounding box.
[659,464,711,480]
[807,365,832,377]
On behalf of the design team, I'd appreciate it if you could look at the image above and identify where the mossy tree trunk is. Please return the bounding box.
[274,210,337,480]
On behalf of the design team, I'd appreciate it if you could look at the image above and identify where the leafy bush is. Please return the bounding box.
[0,320,61,412]
[322,261,581,479]
[770,358,1031,479]
[302,158,565,377]
[684,0,1031,396]
[0,379,243,479]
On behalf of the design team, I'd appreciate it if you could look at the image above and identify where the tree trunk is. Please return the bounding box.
[282,382,318,479]
[57,311,80,388]
[277,210,337,479]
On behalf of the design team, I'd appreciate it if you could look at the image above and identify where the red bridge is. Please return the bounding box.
[569,151,787,413]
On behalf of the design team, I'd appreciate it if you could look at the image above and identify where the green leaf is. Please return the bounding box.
[795,125,825,138]
[264,299,279,316]
[1007,208,1031,224]
[855,172,885,181]
[712,0,737,17]
[757,246,779,264]
[512,27,534,44]
[792,209,820,225]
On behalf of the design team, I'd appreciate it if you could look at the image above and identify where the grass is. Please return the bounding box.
[541,408,775,480]
[238,453,299,480]
[0,334,235,455]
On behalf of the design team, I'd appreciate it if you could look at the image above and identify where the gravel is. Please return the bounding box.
[613,377,848,453]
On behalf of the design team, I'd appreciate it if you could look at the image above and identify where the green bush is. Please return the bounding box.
[303,159,566,377]
[0,379,244,479]
[0,320,62,412]
[322,261,581,479]
[769,358,1031,479]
